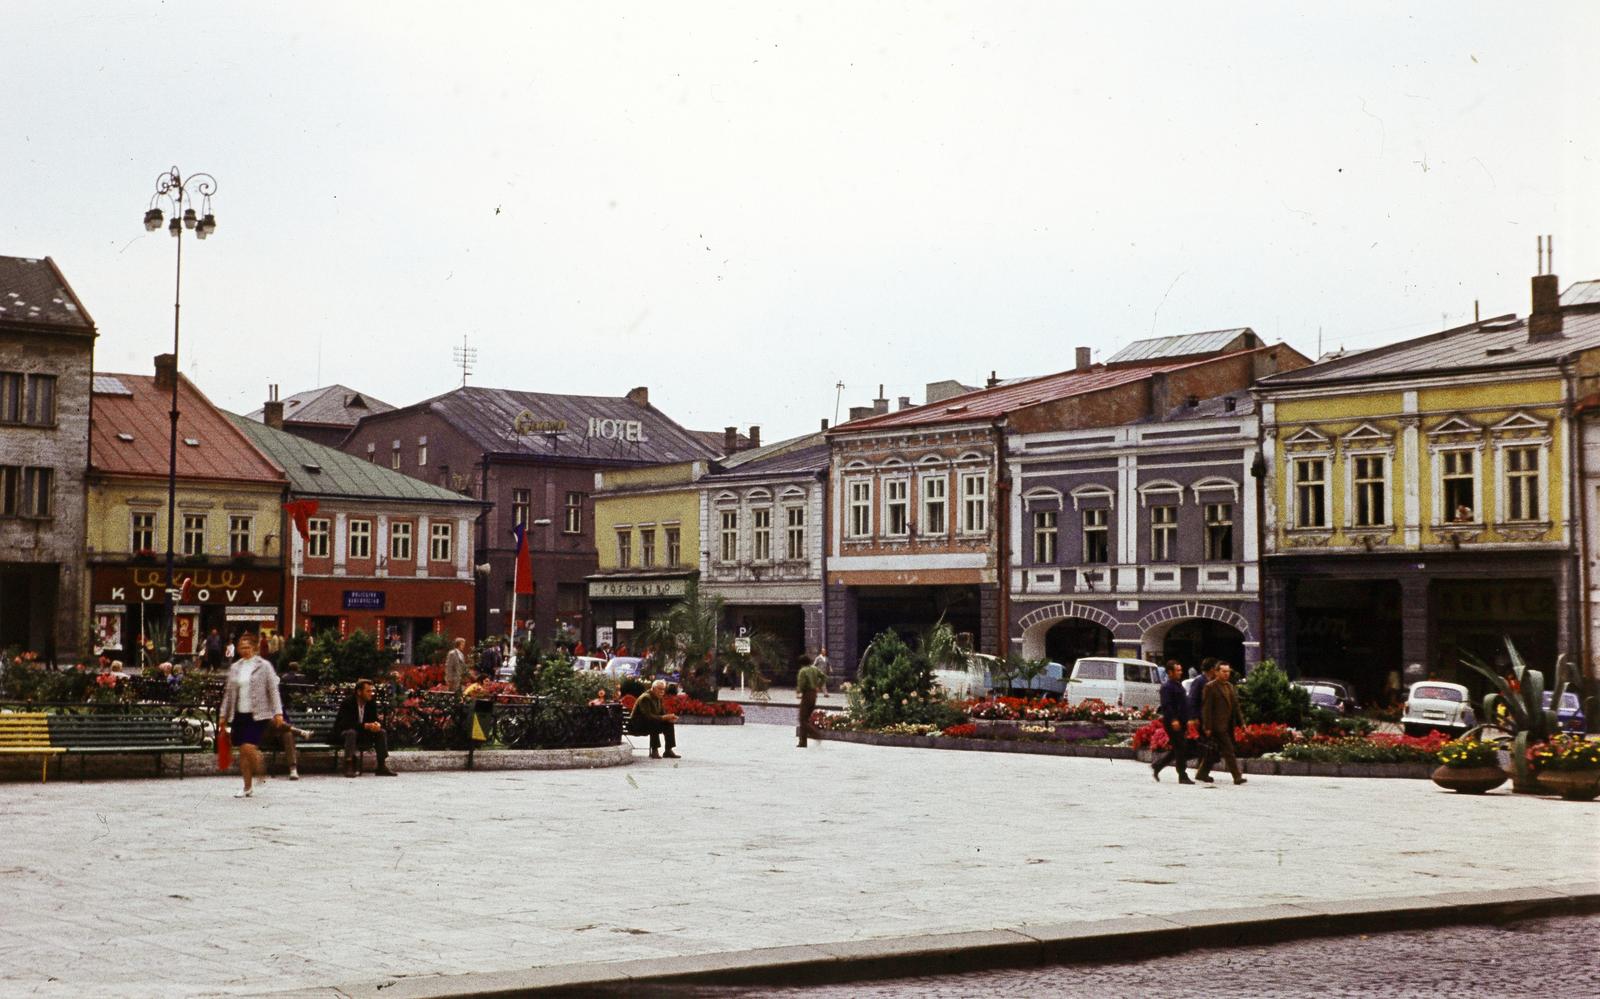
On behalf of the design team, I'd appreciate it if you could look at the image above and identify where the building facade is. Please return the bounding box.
[0,256,96,662]
[230,412,480,661]
[588,460,706,651]
[339,386,713,650]
[698,432,829,681]
[1258,272,1599,704]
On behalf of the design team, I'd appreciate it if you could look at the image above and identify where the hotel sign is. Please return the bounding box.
[588,417,646,442]
[512,410,568,435]
[587,578,688,600]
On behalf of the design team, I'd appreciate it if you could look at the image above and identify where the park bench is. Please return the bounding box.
[46,712,207,781]
[258,707,343,774]
[0,712,65,782]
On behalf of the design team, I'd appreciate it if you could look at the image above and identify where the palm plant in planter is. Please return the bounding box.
[1459,637,1565,794]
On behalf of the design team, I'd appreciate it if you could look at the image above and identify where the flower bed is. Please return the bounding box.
[962,695,1155,724]
[1130,720,1293,757]
[617,693,743,718]
[1273,731,1448,764]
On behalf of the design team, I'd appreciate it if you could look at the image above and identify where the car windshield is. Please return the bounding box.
[1074,661,1118,681]
[1543,692,1581,709]
[1413,685,1463,702]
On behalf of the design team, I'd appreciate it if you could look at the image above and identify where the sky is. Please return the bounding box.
[5,2,1598,442]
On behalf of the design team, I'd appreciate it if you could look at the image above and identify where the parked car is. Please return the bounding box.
[604,656,646,679]
[932,653,999,699]
[1296,676,1359,714]
[1543,690,1587,733]
[1296,682,1345,714]
[1401,681,1476,736]
[572,656,609,672]
[1066,656,1163,709]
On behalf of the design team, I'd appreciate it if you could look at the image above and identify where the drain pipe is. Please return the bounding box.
[994,421,1011,659]
[1565,357,1593,712]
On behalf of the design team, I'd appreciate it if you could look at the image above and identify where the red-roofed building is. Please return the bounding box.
[85,356,287,662]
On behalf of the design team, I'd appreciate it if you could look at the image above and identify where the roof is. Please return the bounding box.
[228,413,483,505]
[1564,280,1600,308]
[0,255,96,334]
[1260,306,1600,388]
[1106,328,1255,365]
[1145,389,1256,424]
[91,373,284,484]
[708,432,830,478]
[691,429,750,454]
[372,386,716,464]
[244,384,394,428]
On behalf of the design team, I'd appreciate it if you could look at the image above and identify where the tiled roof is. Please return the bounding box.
[1260,307,1600,387]
[377,386,716,465]
[1106,328,1255,365]
[709,433,830,478]
[0,255,95,333]
[691,429,750,455]
[91,374,284,484]
[244,384,394,427]
[1145,389,1256,423]
[228,414,481,505]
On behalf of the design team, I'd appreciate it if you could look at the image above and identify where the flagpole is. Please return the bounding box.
[290,532,300,639]
[507,531,519,670]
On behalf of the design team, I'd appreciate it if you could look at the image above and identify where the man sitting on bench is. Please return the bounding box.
[628,679,680,759]
[333,679,397,777]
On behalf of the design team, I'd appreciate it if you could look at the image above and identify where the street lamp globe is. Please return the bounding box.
[143,208,164,231]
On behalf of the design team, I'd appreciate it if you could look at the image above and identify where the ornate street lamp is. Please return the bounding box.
[141,166,218,663]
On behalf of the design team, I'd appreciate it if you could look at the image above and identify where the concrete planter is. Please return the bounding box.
[675,715,745,726]
[1537,769,1600,801]
[1430,764,1509,794]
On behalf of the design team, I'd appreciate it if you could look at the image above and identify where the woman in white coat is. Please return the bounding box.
[218,632,283,798]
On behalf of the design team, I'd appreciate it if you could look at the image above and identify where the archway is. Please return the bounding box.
[1156,619,1245,673]
[1043,618,1113,665]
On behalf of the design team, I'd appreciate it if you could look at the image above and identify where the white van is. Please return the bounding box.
[1066,656,1164,709]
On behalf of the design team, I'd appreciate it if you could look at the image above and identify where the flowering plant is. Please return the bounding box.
[1436,739,1500,769]
[942,722,978,738]
[664,694,744,717]
[1527,736,1600,773]
[394,665,446,691]
[876,722,940,736]
[1276,731,1447,764]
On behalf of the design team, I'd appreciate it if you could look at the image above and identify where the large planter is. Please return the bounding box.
[1536,769,1600,801]
[1430,764,1508,794]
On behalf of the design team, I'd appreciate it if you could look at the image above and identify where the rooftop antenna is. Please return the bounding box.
[452,334,478,388]
[833,381,845,426]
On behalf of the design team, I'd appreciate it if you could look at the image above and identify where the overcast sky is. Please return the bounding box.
[5,2,1598,442]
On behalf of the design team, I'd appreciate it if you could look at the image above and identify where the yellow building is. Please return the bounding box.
[1256,272,1598,703]
[586,460,706,651]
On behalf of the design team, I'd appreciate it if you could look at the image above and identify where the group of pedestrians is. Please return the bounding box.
[1150,657,1247,786]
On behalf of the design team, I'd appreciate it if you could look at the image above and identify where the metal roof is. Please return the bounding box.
[91,373,284,484]
[1563,280,1600,308]
[244,384,395,427]
[708,433,830,479]
[92,374,133,396]
[1106,328,1254,365]
[229,413,481,505]
[0,256,96,333]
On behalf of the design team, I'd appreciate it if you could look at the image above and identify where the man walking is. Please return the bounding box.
[444,637,469,691]
[1196,662,1246,785]
[1151,660,1194,784]
[628,679,680,759]
[795,656,828,748]
[333,679,398,777]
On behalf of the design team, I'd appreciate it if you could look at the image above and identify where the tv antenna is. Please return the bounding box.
[452,334,478,387]
[833,381,845,426]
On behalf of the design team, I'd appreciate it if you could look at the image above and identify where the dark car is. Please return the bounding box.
[1543,691,1587,733]
[1296,677,1359,714]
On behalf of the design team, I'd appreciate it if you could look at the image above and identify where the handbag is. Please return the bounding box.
[216,725,233,771]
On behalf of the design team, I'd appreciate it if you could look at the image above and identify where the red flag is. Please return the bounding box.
[512,522,533,596]
[284,499,319,542]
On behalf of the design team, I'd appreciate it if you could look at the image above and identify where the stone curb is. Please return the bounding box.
[269,885,1600,998]
[672,715,745,725]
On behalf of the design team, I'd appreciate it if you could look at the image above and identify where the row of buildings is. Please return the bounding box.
[4,253,1597,705]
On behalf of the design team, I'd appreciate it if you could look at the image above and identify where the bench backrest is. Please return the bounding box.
[0,713,53,748]
[47,715,189,749]
[290,709,340,741]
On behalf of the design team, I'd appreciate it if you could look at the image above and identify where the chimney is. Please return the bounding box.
[1075,347,1092,373]
[873,384,888,415]
[154,353,177,391]
[897,396,911,411]
[263,384,285,429]
[723,426,738,453]
[849,405,873,421]
[748,425,761,449]
[626,386,649,407]
[986,370,999,388]
[820,418,829,431]
[1529,235,1563,341]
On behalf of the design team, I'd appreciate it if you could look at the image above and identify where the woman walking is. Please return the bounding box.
[218,632,284,798]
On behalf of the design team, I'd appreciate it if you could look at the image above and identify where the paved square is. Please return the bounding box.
[1,723,1596,997]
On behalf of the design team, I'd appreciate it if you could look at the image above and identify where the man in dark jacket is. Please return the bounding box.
[628,679,679,759]
[1196,662,1246,785]
[333,679,397,777]
[1151,660,1195,784]
[1186,657,1218,721]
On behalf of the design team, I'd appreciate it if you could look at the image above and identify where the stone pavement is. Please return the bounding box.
[1,724,1596,998]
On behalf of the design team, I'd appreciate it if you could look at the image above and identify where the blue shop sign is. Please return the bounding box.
[343,589,386,610]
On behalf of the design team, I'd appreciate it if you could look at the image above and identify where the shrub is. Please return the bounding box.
[414,630,452,667]
[848,629,935,729]
[1238,660,1311,727]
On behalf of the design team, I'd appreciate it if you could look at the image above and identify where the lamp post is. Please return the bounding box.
[141,167,218,663]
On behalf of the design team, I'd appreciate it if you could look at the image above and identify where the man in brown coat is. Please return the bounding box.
[1195,662,1247,785]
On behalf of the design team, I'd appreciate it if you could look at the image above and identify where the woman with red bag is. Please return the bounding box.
[217,633,284,798]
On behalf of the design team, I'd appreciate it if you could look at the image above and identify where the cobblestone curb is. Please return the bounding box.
[277,884,1600,997]
[817,728,1138,759]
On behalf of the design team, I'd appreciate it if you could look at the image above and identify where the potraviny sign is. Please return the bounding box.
[587,578,688,600]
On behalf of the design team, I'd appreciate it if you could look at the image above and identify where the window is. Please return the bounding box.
[307,518,331,558]
[1352,455,1387,527]
[921,475,947,535]
[1294,458,1327,528]
[847,480,872,538]
[348,519,372,559]
[511,488,530,528]
[1073,660,1117,681]
[884,479,909,536]
[1442,450,1475,522]
[390,443,401,470]
[417,442,428,466]
[390,521,413,561]
[960,473,988,534]
[1204,503,1233,561]
[0,373,56,426]
[228,515,253,555]
[429,522,453,562]
[752,508,772,560]
[1,466,53,518]
[786,507,806,560]
[616,529,632,568]
[131,511,155,551]
[0,373,18,423]
[1082,508,1109,563]
[666,526,681,566]
[181,514,206,556]
[1505,447,1540,521]
[640,528,656,567]
[720,510,739,562]
[564,491,584,534]
[1032,510,1058,563]
[1150,505,1176,562]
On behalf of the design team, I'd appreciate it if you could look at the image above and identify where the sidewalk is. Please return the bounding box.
[720,685,847,709]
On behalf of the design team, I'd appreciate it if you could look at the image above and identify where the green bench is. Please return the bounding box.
[46,713,208,781]
[258,708,343,773]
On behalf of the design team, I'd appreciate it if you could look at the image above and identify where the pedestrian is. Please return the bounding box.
[627,679,680,759]
[333,679,398,777]
[811,646,830,675]
[1195,662,1247,785]
[217,632,284,798]
[480,640,503,681]
[263,629,284,666]
[444,637,469,691]
[1187,657,1217,723]
[795,655,828,748]
[203,628,225,671]
[1151,660,1194,784]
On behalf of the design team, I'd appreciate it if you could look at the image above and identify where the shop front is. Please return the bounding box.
[585,571,695,655]
[89,563,284,664]
[292,576,474,664]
